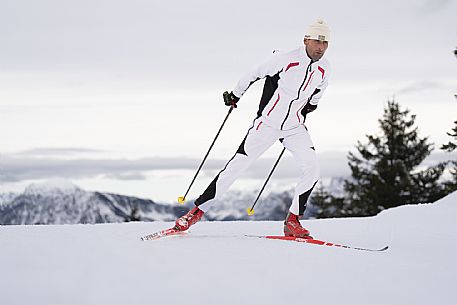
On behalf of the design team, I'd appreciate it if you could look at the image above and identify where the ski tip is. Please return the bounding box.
[380,246,389,251]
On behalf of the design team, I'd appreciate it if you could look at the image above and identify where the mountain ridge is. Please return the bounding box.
[0,180,298,225]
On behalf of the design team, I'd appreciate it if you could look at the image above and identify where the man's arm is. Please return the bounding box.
[301,64,330,117]
[232,52,286,99]
[307,65,330,107]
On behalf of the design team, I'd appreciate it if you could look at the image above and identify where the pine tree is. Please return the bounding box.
[344,100,446,216]
[309,183,345,218]
[441,120,457,192]
[440,47,457,191]
[442,121,457,152]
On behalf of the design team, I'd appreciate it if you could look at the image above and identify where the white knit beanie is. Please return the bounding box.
[305,19,330,42]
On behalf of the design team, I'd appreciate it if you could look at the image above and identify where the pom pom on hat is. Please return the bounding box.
[305,19,330,42]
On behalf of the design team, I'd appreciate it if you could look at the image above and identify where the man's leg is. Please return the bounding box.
[196,118,278,212]
[175,118,279,231]
[280,127,319,237]
[281,126,319,216]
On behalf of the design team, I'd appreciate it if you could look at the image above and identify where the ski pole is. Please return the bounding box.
[178,104,235,204]
[247,147,286,215]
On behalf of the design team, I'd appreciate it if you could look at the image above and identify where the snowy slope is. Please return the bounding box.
[0,192,456,305]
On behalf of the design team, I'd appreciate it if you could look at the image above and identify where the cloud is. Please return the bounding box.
[2,150,453,187]
[394,81,456,95]
[104,172,148,181]
[418,0,453,14]
[0,154,224,183]
[14,147,104,157]
[0,150,352,183]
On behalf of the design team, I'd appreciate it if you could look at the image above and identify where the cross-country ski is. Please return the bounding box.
[141,228,388,252]
[245,235,389,252]
[140,226,185,241]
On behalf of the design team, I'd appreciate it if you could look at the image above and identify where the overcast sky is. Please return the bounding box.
[0,0,456,200]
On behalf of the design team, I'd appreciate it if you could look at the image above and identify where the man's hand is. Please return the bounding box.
[223,91,239,108]
[301,103,317,114]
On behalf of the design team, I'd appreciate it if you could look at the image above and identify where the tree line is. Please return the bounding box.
[310,99,457,218]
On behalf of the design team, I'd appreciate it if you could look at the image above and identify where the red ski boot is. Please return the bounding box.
[174,206,204,231]
[284,211,311,238]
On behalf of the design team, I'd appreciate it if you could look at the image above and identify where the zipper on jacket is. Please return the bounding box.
[280,61,313,130]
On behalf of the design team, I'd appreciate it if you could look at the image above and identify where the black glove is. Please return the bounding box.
[301,103,317,115]
[300,103,317,123]
[223,91,239,108]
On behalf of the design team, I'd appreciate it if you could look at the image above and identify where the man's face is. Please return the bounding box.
[304,39,329,61]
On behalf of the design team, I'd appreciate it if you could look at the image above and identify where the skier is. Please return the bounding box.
[175,19,331,237]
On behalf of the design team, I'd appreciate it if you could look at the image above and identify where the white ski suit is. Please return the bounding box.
[195,46,331,216]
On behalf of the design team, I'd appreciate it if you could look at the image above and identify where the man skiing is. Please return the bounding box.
[175,19,331,238]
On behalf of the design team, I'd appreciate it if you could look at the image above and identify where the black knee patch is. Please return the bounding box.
[195,174,220,206]
[298,181,318,215]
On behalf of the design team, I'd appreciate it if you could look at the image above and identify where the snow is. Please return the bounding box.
[24,179,80,195]
[0,192,17,207]
[0,192,456,305]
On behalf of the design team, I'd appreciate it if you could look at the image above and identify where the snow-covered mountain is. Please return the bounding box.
[0,180,299,225]
[0,192,17,208]
[0,180,185,225]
